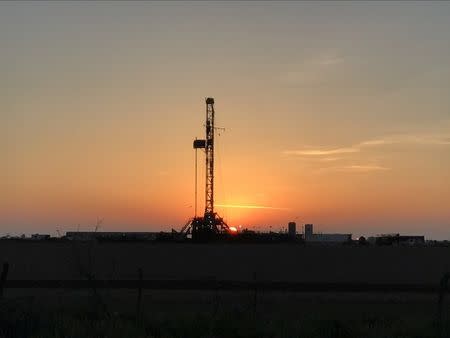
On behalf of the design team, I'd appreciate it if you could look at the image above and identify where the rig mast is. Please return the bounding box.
[204,97,215,226]
[179,97,230,240]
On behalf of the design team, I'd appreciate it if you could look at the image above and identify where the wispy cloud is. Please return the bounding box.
[283,147,358,156]
[339,165,391,172]
[280,50,344,87]
[360,134,450,147]
[216,204,290,211]
[320,157,343,162]
[284,132,449,174]
[317,165,391,173]
[284,133,450,158]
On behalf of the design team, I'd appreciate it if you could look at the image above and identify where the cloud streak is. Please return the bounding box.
[280,50,344,87]
[284,132,448,174]
[320,157,343,162]
[317,165,391,173]
[339,165,391,172]
[284,133,450,157]
[360,134,450,147]
[283,147,358,156]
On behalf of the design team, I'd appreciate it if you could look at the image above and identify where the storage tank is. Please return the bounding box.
[304,224,314,240]
[288,222,296,237]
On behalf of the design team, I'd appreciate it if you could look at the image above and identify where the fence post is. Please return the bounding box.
[437,272,449,338]
[136,268,143,320]
[0,262,9,298]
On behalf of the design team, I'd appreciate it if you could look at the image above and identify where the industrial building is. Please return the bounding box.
[65,232,161,241]
[303,224,352,244]
[368,234,425,246]
[30,234,51,241]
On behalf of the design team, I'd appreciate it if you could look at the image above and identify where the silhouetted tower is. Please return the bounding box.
[179,97,230,240]
[204,97,215,227]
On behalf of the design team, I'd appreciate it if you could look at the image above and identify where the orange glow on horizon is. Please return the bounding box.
[216,204,290,210]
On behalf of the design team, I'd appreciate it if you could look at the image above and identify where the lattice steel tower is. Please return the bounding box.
[179,97,229,240]
[204,97,215,226]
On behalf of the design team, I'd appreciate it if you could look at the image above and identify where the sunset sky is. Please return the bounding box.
[2,2,450,239]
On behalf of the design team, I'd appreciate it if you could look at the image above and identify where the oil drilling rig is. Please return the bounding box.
[178,97,231,241]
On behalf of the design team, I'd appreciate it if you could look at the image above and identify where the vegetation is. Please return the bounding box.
[0,290,448,338]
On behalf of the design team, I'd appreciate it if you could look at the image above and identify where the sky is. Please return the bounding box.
[1,1,450,239]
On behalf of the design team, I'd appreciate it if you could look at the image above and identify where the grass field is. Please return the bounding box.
[1,289,449,338]
[2,241,450,284]
[1,241,450,337]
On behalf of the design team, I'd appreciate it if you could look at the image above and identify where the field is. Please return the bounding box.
[1,241,449,337]
[1,288,449,338]
[1,241,450,283]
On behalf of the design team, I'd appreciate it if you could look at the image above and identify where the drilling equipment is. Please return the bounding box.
[179,98,230,241]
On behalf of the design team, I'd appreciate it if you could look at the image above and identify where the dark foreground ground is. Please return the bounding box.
[1,289,449,338]
[1,241,450,283]
[1,241,449,337]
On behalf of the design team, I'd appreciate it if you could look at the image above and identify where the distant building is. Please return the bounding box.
[65,232,160,241]
[303,224,352,244]
[304,224,314,240]
[306,233,352,243]
[399,235,425,246]
[31,234,51,241]
[373,234,425,246]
